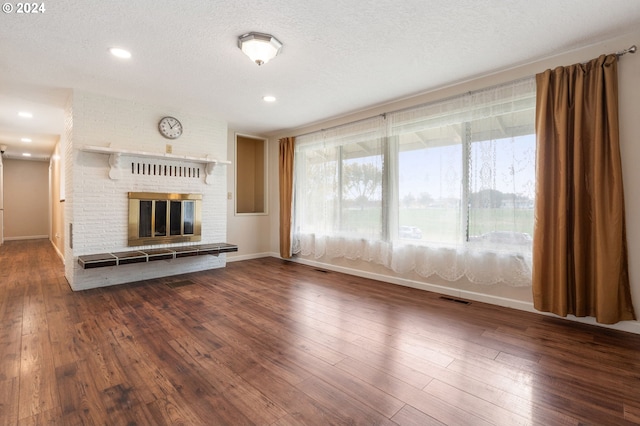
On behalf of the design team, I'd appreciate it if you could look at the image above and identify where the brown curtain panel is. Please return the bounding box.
[279,137,295,259]
[533,54,635,324]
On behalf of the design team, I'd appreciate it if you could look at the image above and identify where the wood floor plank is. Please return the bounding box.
[399,326,501,360]
[45,311,86,369]
[107,333,177,404]
[624,399,640,424]
[294,353,406,419]
[390,404,447,426]
[334,356,433,398]
[447,357,633,423]
[431,356,581,425]
[0,376,19,424]
[0,291,24,330]
[198,320,314,386]
[133,330,255,425]
[204,299,348,366]
[270,413,309,426]
[88,306,135,342]
[349,335,450,376]
[21,292,49,337]
[169,336,290,425]
[296,375,398,425]
[18,332,59,420]
[145,392,205,426]
[400,387,494,426]
[486,323,640,369]
[240,362,348,425]
[17,406,64,426]
[0,316,22,381]
[55,360,109,425]
[3,240,640,425]
[98,382,158,426]
[424,378,531,425]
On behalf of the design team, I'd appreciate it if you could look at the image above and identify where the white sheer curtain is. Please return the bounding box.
[292,116,392,264]
[292,77,536,286]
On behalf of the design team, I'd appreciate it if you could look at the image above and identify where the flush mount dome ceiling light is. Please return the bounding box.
[238,32,282,66]
[109,47,132,59]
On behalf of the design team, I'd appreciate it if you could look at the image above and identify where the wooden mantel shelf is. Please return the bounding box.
[79,144,231,184]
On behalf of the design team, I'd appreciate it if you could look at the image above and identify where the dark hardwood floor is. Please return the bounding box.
[1,239,640,425]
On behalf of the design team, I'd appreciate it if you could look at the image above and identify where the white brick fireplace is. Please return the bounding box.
[63,90,229,290]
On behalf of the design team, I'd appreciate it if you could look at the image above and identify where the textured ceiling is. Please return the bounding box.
[1,0,639,160]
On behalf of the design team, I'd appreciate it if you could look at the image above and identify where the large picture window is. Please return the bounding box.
[293,117,385,244]
[293,78,536,286]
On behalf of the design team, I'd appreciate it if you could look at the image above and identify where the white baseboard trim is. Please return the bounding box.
[50,239,65,264]
[4,235,49,241]
[282,256,640,335]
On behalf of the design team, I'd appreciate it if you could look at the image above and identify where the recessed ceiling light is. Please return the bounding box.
[22,153,32,157]
[109,47,132,59]
[263,95,276,102]
[21,138,32,143]
[18,111,33,118]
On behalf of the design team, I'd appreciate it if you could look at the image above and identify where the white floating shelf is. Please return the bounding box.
[79,144,231,184]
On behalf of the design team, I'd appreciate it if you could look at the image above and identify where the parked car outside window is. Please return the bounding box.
[400,226,423,239]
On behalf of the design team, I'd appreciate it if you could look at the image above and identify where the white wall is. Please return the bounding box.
[3,158,49,240]
[65,90,229,290]
[262,30,640,334]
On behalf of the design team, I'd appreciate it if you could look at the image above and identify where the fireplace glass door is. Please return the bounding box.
[128,193,202,246]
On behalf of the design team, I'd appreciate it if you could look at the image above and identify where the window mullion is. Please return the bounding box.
[387,134,399,242]
[381,135,389,241]
[462,122,471,243]
[337,145,343,232]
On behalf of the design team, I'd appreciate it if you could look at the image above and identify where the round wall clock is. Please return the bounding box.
[158,116,183,139]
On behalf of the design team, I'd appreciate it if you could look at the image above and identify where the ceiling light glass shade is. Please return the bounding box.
[238,32,282,66]
[109,47,132,59]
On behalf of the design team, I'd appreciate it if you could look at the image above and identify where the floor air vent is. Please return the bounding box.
[439,296,471,305]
